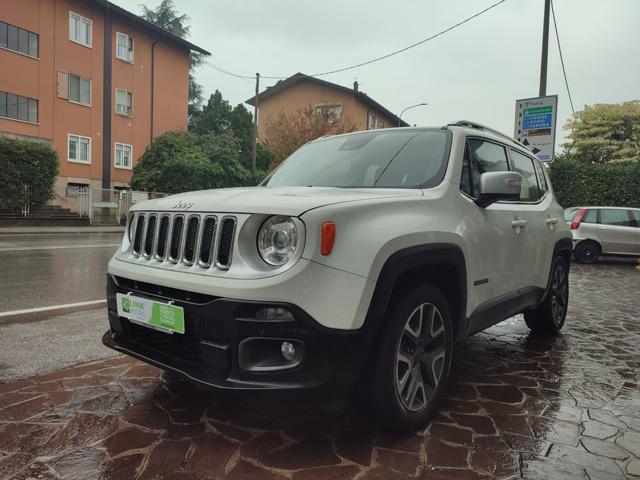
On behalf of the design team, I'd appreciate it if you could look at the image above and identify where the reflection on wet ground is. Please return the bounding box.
[0,262,639,479]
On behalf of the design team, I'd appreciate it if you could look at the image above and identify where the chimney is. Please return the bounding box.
[353,81,359,92]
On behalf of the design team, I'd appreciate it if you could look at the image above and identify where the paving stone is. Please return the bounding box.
[581,436,629,460]
[428,423,473,446]
[102,426,160,457]
[376,448,420,475]
[186,433,238,477]
[44,412,118,454]
[449,413,496,435]
[424,438,470,468]
[259,436,341,470]
[48,447,108,479]
[616,430,640,457]
[469,435,520,478]
[547,444,623,475]
[626,459,640,477]
[531,417,581,447]
[105,453,145,480]
[361,465,411,480]
[139,439,190,480]
[582,420,619,439]
[420,467,492,479]
[122,402,169,430]
[476,384,524,403]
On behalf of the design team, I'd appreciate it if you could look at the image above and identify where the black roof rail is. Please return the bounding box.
[447,120,528,150]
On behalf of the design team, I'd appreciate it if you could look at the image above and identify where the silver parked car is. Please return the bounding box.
[566,206,640,263]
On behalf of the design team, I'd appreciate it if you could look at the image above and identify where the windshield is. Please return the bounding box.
[264,129,451,188]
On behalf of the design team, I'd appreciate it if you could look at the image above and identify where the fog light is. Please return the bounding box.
[255,307,294,322]
[281,341,296,361]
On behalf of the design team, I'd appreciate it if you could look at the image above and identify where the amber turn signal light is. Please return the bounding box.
[321,222,336,256]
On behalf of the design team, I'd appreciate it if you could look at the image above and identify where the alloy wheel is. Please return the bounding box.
[395,303,446,412]
[550,264,568,327]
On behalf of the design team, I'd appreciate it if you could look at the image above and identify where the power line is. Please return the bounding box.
[550,0,575,114]
[309,0,508,77]
[203,0,509,82]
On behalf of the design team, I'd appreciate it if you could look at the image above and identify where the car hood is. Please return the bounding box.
[131,186,422,216]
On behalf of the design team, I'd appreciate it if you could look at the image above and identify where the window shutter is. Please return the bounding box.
[57,72,69,99]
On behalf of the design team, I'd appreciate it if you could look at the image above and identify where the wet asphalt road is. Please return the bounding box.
[0,233,121,313]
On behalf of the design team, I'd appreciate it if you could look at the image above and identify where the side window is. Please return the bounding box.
[600,209,633,227]
[582,209,598,223]
[463,138,509,197]
[532,159,548,195]
[510,149,540,202]
[630,210,640,227]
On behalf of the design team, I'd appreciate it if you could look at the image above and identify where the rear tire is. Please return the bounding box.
[369,284,454,432]
[524,257,569,335]
[574,240,600,263]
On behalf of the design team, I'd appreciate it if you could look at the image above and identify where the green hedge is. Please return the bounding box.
[0,137,59,213]
[548,157,640,208]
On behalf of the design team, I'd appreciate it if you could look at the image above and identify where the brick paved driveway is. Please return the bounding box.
[1,262,639,479]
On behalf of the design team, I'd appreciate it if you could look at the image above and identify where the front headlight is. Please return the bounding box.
[257,215,299,266]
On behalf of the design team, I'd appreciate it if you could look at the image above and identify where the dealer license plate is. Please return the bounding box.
[116,293,185,334]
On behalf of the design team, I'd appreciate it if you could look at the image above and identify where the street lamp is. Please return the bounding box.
[398,102,428,127]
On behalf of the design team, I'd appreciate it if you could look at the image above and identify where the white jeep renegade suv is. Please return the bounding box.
[104,121,572,431]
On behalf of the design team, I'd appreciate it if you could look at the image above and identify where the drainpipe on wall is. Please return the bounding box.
[102,7,112,190]
[150,40,158,144]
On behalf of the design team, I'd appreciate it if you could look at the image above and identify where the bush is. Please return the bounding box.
[0,137,59,213]
[548,156,640,208]
[131,131,266,194]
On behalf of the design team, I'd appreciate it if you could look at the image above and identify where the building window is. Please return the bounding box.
[0,21,38,58]
[115,142,133,169]
[0,91,38,123]
[116,32,134,62]
[368,113,384,130]
[115,89,133,116]
[66,182,89,197]
[69,12,92,47]
[67,74,91,105]
[313,103,342,123]
[68,134,91,164]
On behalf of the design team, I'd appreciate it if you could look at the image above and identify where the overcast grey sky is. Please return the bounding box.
[113,0,639,148]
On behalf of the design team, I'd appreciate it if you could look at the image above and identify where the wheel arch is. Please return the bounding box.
[363,243,467,344]
[540,237,573,303]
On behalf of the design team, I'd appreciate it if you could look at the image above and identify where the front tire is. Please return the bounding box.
[524,257,569,334]
[370,284,454,432]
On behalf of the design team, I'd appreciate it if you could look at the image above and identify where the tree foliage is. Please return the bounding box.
[548,154,640,208]
[562,100,640,163]
[131,131,266,194]
[263,105,357,168]
[0,137,59,213]
[191,90,274,171]
[141,0,205,110]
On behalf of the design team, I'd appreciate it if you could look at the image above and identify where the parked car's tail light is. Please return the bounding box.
[321,221,336,256]
[257,216,299,266]
[570,208,587,230]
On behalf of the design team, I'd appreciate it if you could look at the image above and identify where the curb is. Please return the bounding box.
[0,227,124,235]
[0,300,107,325]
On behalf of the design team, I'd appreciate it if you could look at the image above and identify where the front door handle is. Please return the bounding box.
[511,219,528,228]
[545,218,558,225]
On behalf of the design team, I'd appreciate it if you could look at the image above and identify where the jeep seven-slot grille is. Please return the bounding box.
[169,216,184,261]
[183,216,199,264]
[129,212,236,271]
[143,215,157,257]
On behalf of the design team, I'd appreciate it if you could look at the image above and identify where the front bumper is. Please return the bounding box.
[103,275,368,397]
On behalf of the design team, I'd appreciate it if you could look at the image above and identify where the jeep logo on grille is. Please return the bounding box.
[171,200,194,210]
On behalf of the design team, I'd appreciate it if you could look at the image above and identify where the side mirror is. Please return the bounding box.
[475,171,522,208]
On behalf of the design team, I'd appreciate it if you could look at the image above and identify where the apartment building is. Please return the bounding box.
[0,0,208,194]
[245,73,408,142]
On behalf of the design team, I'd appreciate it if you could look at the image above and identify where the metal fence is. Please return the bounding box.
[1,184,167,225]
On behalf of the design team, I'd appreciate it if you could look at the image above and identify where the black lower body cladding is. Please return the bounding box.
[103,274,366,399]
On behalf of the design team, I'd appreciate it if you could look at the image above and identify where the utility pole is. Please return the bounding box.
[251,73,260,174]
[539,0,551,97]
